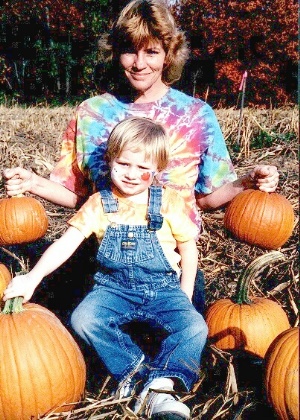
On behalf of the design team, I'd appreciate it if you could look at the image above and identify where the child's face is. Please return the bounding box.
[110,148,158,199]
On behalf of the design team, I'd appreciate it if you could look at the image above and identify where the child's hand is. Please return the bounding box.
[3,274,37,303]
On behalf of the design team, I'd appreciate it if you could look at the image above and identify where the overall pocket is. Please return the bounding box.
[98,225,155,266]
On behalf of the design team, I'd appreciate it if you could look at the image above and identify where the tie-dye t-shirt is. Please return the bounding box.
[50,88,236,232]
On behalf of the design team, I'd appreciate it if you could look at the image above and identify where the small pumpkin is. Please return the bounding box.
[224,189,294,249]
[0,297,86,419]
[0,195,48,245]
[0,263,11,301]
[264,327,299,420]
[205,252,290,358]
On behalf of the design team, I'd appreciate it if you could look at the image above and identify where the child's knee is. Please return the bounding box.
[70,306,92,336]
[185,314,208,346]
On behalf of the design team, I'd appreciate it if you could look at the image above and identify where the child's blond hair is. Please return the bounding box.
[106,117,169,172]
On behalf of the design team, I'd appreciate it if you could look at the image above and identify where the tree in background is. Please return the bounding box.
[1,0,84,101]
[0,0,113,102]
[0,0,298,106]
[175,0,298,106]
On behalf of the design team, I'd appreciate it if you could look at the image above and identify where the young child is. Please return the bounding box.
[4,117,208,420]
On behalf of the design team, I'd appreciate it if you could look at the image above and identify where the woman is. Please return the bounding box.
[3,0,278,216]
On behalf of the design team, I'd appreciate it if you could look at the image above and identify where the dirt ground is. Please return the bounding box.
[0,105,298,419]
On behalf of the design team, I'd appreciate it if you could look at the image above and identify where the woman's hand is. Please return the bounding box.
[3,274,38,303]
[197,165,279,210]
[3,167,34,196]
[3,167,79,207]
[242,165,279,192]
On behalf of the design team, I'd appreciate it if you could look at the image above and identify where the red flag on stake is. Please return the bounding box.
[237,71,248,147]
[239,71,248,91]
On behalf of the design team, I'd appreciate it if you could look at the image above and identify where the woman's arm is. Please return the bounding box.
[3,167,79,208]
[197,164,279,210]
[177,239,199,302]
[3,226,85,302]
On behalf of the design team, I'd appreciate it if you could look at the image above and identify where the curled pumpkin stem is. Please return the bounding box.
[0,247,28,273]
[234,251,286,305]
[2,296,24,314]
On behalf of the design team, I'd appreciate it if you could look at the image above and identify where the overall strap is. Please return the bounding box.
[147,185,164,231]
[99,189,119,213]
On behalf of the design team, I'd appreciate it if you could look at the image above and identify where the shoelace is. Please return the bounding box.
[117,377,133,399]
[145,388,176,417]
[116,355,145,399]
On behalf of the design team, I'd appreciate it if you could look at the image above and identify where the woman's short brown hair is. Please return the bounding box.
[98,0,189,85]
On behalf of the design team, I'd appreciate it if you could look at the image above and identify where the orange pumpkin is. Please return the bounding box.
[205,252,290,358]
[0,263,11,301]
[224,189,294,249]
[0,297,86,419]
[0,196,48,245]
[264,327,299,420]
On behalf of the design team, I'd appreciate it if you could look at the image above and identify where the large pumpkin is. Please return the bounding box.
[205,252,290,358]
[0,263,11,302]
[0,297,86,420]
[264,327,299,420]
[224,189,294,249]
[0,196,48,245]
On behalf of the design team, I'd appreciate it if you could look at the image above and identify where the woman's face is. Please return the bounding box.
[119,41,167,96]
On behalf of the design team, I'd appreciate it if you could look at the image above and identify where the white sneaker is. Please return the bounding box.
[115,355,145,399]
[134,377,190,419]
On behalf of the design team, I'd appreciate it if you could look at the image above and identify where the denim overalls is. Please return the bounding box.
[71,186,208,390]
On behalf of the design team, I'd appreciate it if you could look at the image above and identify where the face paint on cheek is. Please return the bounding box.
[141,171,151,181]
[111,167,120,183]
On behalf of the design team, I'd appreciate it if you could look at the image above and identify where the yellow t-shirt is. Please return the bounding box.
[68,186,199,276]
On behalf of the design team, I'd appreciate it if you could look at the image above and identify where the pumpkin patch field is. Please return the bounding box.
[0,105,298,419]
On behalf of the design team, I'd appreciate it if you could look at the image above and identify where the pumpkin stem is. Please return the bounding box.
[234,251,286,304]
[2,296,24,314]
[0,247,28,273]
